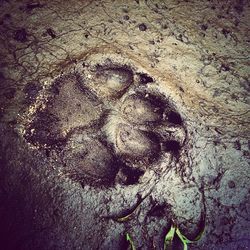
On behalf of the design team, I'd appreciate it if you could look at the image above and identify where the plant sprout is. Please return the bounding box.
[164,223,205,250]
[125,222,205,250]
[126,233,136,250]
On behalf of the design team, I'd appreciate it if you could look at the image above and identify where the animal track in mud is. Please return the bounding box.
[23,59,187,187]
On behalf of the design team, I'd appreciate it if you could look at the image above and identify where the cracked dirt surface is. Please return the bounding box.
[0,0,249,249]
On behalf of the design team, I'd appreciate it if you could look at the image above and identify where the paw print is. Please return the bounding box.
[24,58,187,186]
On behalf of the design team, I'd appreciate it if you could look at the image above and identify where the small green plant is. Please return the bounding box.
[125,222,204,250]
[164,224,205,250]
[126,233,136,250]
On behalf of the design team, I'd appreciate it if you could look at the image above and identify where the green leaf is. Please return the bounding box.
[126,233,136,250]
[164,225,176,250]
[164,220,205,250]
[175,228,190,250]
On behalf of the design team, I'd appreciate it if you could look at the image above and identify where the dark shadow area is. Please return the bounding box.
[120,166,145,185]
[168,111,182,125]
[138,73,154,84]
[162,140,181,155]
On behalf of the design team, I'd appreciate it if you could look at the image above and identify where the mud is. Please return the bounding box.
[0,0,249,250]
[22,57,188,189]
